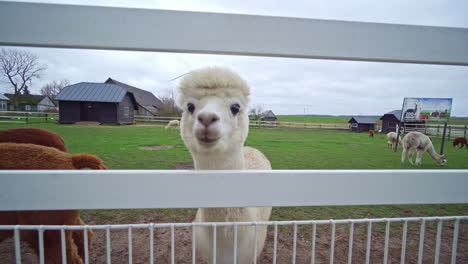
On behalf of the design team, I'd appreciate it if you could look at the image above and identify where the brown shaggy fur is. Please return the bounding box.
[0,128,67,152]
[0,142,107,264]
[453,137,468,148]
[369,130,374,137]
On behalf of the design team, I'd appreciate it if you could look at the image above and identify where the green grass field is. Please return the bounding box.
[1,122,467,222]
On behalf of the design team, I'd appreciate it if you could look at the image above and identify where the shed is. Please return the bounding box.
[380,109,426,134]
[348,116,376,132]
[105,78,162,116]
[4,93,56,112]
[379,110,402,134]
[54,82,138,124]
[261,110,278,121]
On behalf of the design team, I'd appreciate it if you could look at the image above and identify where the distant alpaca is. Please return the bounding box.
[401,132,446,165]
[453,137,467,148]
[165,119,180,129]
[369,130,374,137]
[386,132,401,149]
[177,67,271,263]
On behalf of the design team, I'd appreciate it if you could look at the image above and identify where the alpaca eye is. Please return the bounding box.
[230,104,240,115]
[187,103,195,114]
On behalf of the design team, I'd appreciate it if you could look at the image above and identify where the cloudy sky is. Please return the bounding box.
[1,0,468,116]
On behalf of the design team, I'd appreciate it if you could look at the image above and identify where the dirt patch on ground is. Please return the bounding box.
[1,212,466,263]
[175,162,194,170]
[138,145,180,150]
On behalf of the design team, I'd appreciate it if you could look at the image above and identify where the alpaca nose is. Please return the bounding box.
[197,112,219,127]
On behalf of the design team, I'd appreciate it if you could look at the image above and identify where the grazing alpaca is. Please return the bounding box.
[453,137,467,148]
[165,119,180,129]
[0,128,67,152]
[369,130,374,137]
[177,67,272,263]
[401,132,446,165]
[386,132,401,149]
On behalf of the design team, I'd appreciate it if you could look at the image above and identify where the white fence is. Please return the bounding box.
[136,115,352,130]
[0,1,468,264]
[403,123,468,139]
[0,110,58,124]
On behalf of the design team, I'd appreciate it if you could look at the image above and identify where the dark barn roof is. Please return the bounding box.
[55,83,127,102]
[348,116,377,124]
[4,94,47,104]
[380,110,402,121]
[105,78,163,111]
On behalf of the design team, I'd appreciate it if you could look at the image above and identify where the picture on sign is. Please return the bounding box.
[401,98,452,122]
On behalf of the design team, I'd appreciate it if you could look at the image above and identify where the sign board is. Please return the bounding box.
[401,98,452,122]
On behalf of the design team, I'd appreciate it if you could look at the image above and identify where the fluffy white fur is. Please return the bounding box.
[177,67,271,263]
[401,131,446,165]
[165,119,180,129]
[386,132,401,149]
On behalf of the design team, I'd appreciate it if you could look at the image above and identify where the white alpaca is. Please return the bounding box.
[165,119,180,129]
[177,67,272,264]
[401,131,446,165]
[386,132,402,149]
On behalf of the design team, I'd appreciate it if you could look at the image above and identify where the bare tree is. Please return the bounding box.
[0,48,46,107]
[40,79,70,98]
[158,88,181,117]
[249,104,265,120]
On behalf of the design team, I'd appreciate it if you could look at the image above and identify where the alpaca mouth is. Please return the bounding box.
[198,137,218,145]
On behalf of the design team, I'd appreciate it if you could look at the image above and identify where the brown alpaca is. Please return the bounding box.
[0,142,107,264]
[0,128,67,152]
[453,137,468,148]
[369,130,374,137]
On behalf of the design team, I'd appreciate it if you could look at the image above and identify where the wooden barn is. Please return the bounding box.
[105,78,162,116]
[55,82,138,124]
[261,110,278,121]
[348,116,376,132]
[380,110,402,134]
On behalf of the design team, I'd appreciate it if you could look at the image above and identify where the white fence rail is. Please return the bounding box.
[1,170,467,210]
[403,123,468,138]
[1,2,467,65]
[1,1,468,263]
[0,110,58,124]
[136,115,353,130]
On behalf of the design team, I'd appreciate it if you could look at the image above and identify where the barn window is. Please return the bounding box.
[25,105,31,111]
[351,123,358,128]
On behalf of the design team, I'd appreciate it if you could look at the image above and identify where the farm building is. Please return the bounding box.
[0,94,9,111]
[380,110,402,133]
[380,110,426,134]
[105,78,163,116]
[4,93,56,112]
[348,116,376,132]
[261,110,278,121]
[55,82,138,124]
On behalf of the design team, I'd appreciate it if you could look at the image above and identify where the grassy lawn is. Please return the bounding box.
[1,122,467,222]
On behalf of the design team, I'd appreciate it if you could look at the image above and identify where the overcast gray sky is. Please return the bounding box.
[2,0,468,116]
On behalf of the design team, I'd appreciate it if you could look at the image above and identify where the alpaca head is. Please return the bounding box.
[177,67,250,154]
[437,154,447,166]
